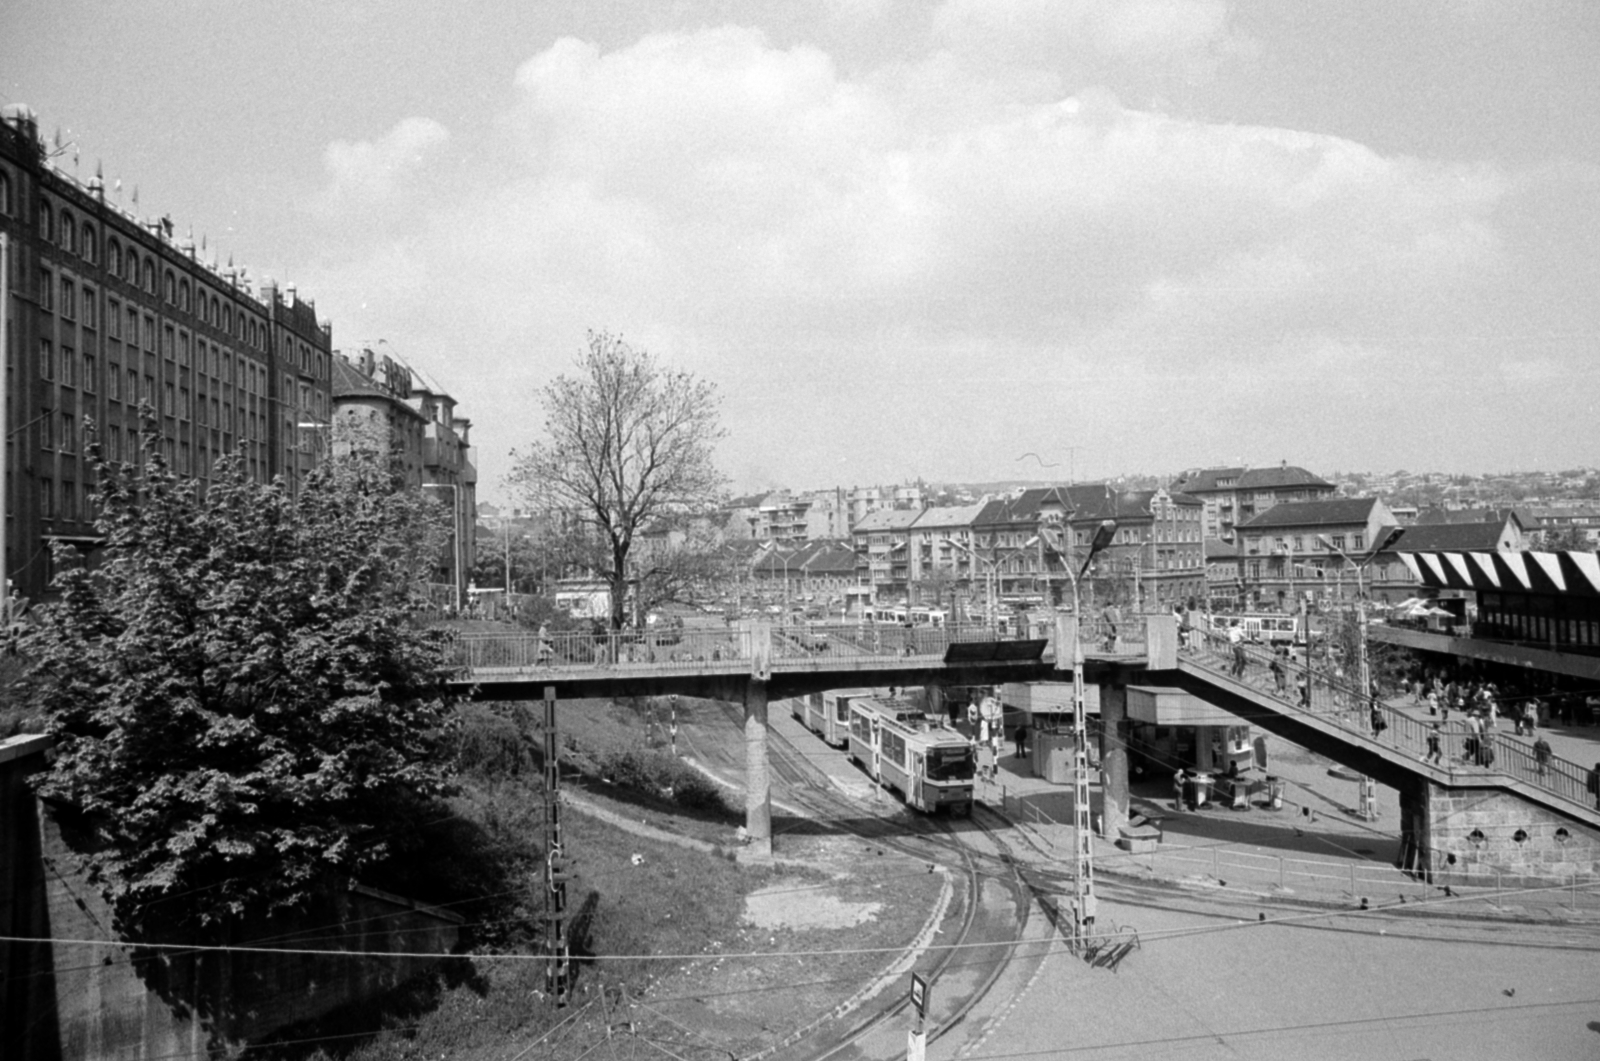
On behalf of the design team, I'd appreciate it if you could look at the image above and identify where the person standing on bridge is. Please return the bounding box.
[1588,761,1600,809]
[1228,621,1247,678]
[1423,723,1443,765]
[1532,736,1551,777]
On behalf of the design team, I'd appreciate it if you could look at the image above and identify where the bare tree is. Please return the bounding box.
[511,332,727,630]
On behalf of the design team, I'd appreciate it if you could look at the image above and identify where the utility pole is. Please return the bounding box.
[542,686,571,1003]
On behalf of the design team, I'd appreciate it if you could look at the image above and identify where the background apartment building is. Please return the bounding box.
[1172,463,1336,543]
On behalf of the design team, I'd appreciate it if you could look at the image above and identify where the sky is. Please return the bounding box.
[5,1,1598,503]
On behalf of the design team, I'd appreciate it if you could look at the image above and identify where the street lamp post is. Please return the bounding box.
[1053,519,1118,949]
[1317,528,1403,821]
[423,482,463,613]
[945,537,1038,632]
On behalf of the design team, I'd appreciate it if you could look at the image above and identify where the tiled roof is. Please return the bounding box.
[1174,465,1332,494]
[1236,497,1382,529]
[1389,522,1514,552]
[853,509,922,533]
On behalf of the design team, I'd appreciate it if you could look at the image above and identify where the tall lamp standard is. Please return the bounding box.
[944,536,1039,631]
[1316,527,1403,821]
[1056,518,1118,947]
[422,482,463,613]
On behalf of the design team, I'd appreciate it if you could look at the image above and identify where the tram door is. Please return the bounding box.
[870,719,882,780]
[911,753,925,809]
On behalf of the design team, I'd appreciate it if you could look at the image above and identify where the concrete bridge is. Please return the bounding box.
[448,617,1600,882]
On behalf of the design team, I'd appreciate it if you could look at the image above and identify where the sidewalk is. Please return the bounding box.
[976,735,1600,926]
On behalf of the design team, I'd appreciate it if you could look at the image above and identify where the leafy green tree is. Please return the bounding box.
[26,432,459,934]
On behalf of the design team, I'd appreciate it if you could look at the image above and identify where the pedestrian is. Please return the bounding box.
[1421,723,1443,765]
[1532,736,1552,778]
[1228,621,1247,678]
[1588,762,1600,809]
[1426,688,1439,716]
[1297,669,1311,709]
[1269,651,1286,693]
[1014,721,1029,759]
[1173,767,1188,811]
[1523,699,1538,736]
[1370,704,1387,740]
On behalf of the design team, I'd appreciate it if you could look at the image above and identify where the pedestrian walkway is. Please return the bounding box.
[977,732,1600,925]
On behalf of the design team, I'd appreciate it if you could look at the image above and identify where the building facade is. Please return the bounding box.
[331,346,476,608]
[0,106,332,599]
[1232,497,1409,610]
[1172,463,1337,543]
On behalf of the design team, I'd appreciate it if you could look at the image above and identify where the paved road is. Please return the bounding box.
[927,896,1600,1061]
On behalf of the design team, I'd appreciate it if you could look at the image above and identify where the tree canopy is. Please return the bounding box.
[26,433,459,933]
[511,331,727,629]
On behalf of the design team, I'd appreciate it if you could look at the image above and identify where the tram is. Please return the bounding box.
[792,687,878,748]
[845,695,975,815]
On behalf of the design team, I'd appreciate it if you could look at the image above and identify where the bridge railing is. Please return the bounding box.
[1187,626,1594,808]
[449,627,759,673]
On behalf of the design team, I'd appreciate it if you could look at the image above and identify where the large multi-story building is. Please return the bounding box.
[0,106,333,598]
[331,346,476,607]
[1172,463,1336,543]
[1232,497,1409,610]
[849,484,1206,613]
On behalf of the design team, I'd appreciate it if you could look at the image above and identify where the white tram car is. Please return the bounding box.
[792,687,879,748]
[845,696,975,815]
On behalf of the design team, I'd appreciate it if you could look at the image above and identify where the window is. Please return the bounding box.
[0,169,9,215]
[1352,534,1365,551]
[60,212,75,253]
[179,388,190,420]
[38,268,53,312]
[59,277,75,319]
[162,324,175,359]
[143,315,156,351]
[80,224,95,264]
[163,382,174,416]
[107,298,121,339]
[40,480,53,518]
[62,481,76,521]
[60,346,74,387]
[37,202,51,240]
[108,363,120,400]
[179,279,190,312]
[126,368,136,403]
[143,258,156,294]
[82,288,96,329]
[82,353,95,393]
[178,332,189,365]
[60,414,75,454]
[223,305,233,334]
[164,270,176,304]
[143,374,154,403]
[107,240,121,275]
[39,339,53,380]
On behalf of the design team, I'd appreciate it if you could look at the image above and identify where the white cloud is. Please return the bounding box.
[320,116,450,206]
[303,26,1573,492]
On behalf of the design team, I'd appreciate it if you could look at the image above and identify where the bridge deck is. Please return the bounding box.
[1179,629,1600,829]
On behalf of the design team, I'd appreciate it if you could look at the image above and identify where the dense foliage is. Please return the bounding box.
[26,436,459,933]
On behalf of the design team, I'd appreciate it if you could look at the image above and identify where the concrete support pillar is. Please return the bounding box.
[743,680,773,859]
[1099,682,1130,838]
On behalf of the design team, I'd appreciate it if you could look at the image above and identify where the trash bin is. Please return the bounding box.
[1265,775,1284,810]
[1190,772,1213,808]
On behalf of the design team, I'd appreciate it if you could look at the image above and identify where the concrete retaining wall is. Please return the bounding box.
[1406,774,1600,886]
[1,734,464,1060]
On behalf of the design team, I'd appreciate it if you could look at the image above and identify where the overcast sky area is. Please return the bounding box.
[5,1,1598,502]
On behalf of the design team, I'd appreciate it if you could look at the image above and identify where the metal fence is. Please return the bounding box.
[1185,626,1594,811]
[446,613,1165,677]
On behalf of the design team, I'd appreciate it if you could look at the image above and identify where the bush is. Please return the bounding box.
[598,747,730,813]
[454,704,535,780]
